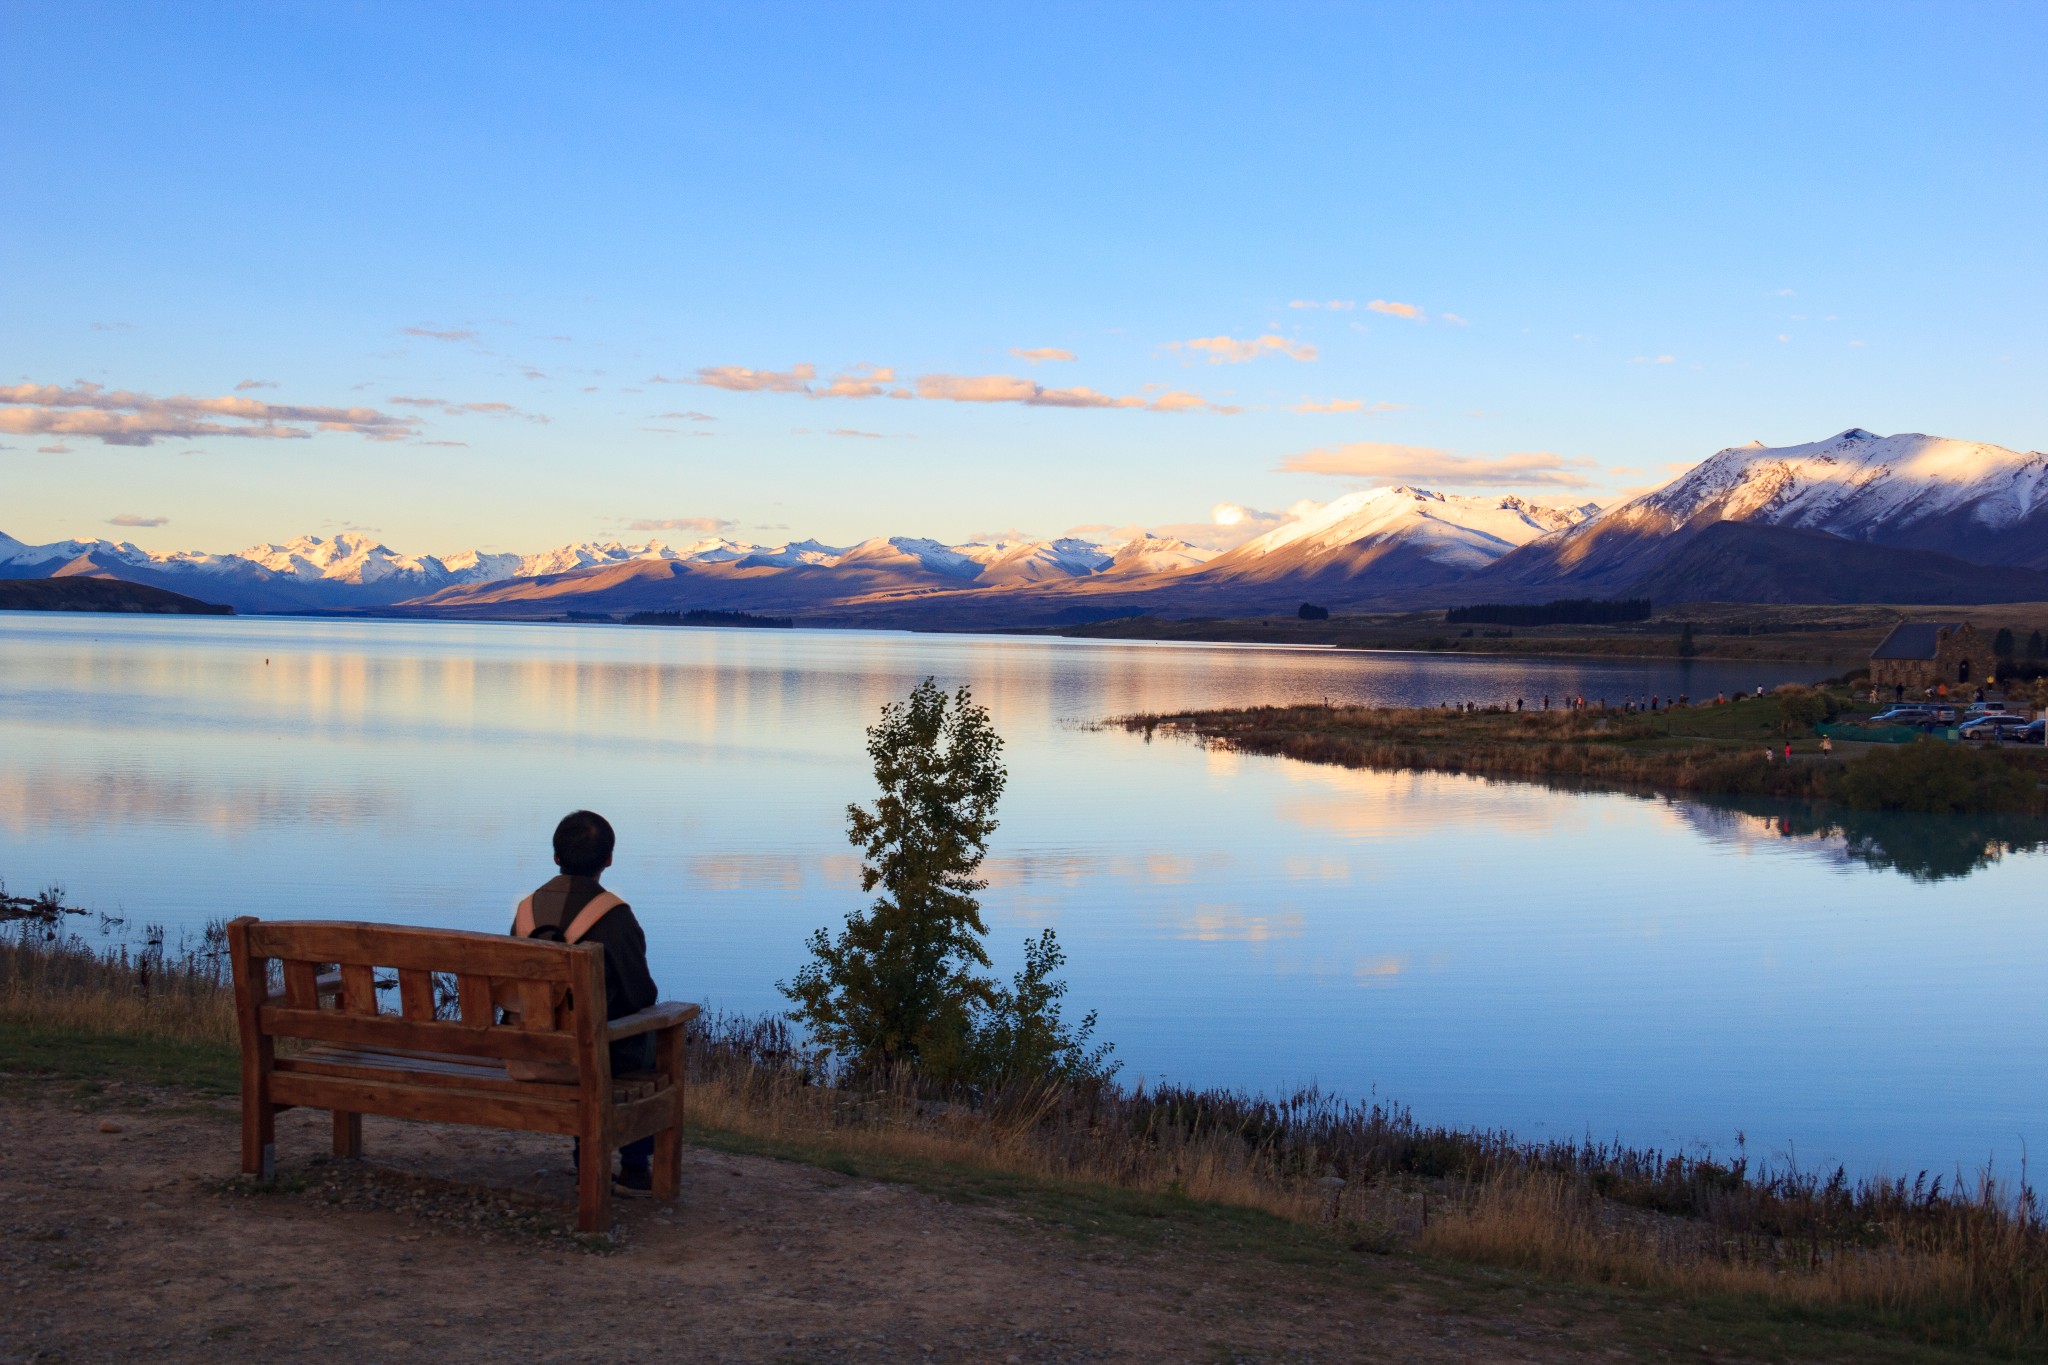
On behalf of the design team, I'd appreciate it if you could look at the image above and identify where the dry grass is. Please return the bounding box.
[1,913,237,1047]
[10,918,2048,1349]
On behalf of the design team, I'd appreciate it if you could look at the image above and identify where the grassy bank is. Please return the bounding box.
[7,917,2048,1354]
[1116,687,2048,817]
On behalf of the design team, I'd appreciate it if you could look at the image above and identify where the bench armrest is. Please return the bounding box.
[607,1000,701,1042]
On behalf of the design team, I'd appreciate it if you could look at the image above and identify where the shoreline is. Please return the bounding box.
[1115,687,2048,819]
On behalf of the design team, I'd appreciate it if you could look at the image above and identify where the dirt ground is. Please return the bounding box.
[0,1088,1800,1363]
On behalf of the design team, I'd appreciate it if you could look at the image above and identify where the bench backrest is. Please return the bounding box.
[227,917,607,1071]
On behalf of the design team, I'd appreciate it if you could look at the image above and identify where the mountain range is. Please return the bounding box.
[7,429,2043,623]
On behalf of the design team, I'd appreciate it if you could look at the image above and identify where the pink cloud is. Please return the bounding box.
[1010,347,1076,363]
[1170,334,1317,364]
[1281,441,1595,488]
[0,381,419,446]
[1365,300,1421,320]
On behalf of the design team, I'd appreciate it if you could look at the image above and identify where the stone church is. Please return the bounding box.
[1868,621,1986,692]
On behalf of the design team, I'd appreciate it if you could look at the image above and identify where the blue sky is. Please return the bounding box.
[5,1,2044,554]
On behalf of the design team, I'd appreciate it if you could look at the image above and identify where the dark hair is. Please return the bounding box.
[553,810,616,877]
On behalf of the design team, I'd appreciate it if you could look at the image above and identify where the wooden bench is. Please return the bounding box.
[227,916,700,1234]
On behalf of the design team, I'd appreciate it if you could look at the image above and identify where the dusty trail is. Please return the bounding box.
[0,1087,1664,1363]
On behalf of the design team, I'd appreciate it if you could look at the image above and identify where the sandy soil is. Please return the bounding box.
[0,1087,1685,1363]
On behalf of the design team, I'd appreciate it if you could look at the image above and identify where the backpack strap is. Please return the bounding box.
[561,891,623,945]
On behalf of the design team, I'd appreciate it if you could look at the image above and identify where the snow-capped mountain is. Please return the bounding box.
[1483,429,2048,591]
[1098,535,1216,577]
[11,431,2038,619]
[1193,486,1598,589]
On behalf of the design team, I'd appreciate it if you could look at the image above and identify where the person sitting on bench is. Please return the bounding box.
[512,809,661,1196]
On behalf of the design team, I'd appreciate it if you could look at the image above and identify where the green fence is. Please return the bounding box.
[1816,721,1925,745]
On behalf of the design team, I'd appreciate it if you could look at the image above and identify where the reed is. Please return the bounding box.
[9,921,2048,1348]
[0,916,237,1046]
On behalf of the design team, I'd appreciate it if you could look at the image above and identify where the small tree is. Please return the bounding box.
[1677,623,1697,658]
[782,678,1007,1075]
[1297,602,1330,621]
[783,678,1114,1087]
[1994,627,2016,659]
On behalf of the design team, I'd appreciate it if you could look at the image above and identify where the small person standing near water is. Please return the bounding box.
[511,810,662,1197]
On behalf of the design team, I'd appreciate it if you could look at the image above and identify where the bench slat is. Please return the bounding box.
[269,1070,581,1136]
[282,960,320,1010]
[247,921,580,981]
[397,968,436,1021]
[259,1004,580,1063]
[339,963,379,1016]
[283,1046,577,1096]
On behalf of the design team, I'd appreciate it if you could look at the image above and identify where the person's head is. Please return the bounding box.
[553,810,616,877]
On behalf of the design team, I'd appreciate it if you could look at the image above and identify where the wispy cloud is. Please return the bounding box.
[674,362,1238,414]
[38,442,75,453]
[234,379,277,391]
[1629,354,1676,365]
[916,374,1148,408]
[1439,312,1469,326]
[652,410,717,421]
[386,395,549,422]
[0,381,419,447]
[816,365,903,399]
[1281,440,1596,488]
[414,440,469,447]
[105,513,167,527]
[1170,334,1317,364]
[1286,300,1355,311]
[1289,398,1404,415]
[90,321,133,332]
[1010,347,1076,363]
[671,363,818,393]
[1147,390,1242,415]
[1365,299,1421,320]
[627,516,737,535]
[828,428,890,439]
[402,324,478,342]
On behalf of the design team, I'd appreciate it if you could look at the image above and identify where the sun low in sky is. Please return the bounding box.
[4,2,2043,555]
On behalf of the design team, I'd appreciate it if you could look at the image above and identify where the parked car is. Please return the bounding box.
[1958,714,2032,741]
[2020,718,2046,745]
[1869,707,1935,724]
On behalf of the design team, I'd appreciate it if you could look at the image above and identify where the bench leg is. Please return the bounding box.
[332,1110,362,1159]
[576,1137,612,1235]
[241,1100,275,1179]
[653,1123,681,1203]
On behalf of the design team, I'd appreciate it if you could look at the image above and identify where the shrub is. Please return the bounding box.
[1830,740,2042,815]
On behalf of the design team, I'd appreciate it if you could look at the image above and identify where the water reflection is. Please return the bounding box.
[3,614,2043,1181]
[1678,800,2048,881]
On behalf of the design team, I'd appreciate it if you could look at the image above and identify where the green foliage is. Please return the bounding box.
[1994,627,2016,658]
[1830,740,2043,815]
[1773,684,1833,736]
[2028,629,2045,660]
[784,679,1116,1086]
[783,677,1006,1073]
[971,928,1118,1085]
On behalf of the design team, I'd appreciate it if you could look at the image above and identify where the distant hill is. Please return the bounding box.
[0,576,232,614]
[1632,522,2048,605]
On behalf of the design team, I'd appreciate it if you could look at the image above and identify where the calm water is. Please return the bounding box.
[5,614,2045,1179]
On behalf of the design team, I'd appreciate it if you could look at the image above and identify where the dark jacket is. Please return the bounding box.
[513,874,658,1022]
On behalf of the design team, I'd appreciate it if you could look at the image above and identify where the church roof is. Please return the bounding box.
[1871,621,1965,661]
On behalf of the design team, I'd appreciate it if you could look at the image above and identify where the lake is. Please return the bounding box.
[5,613,2044,1181]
